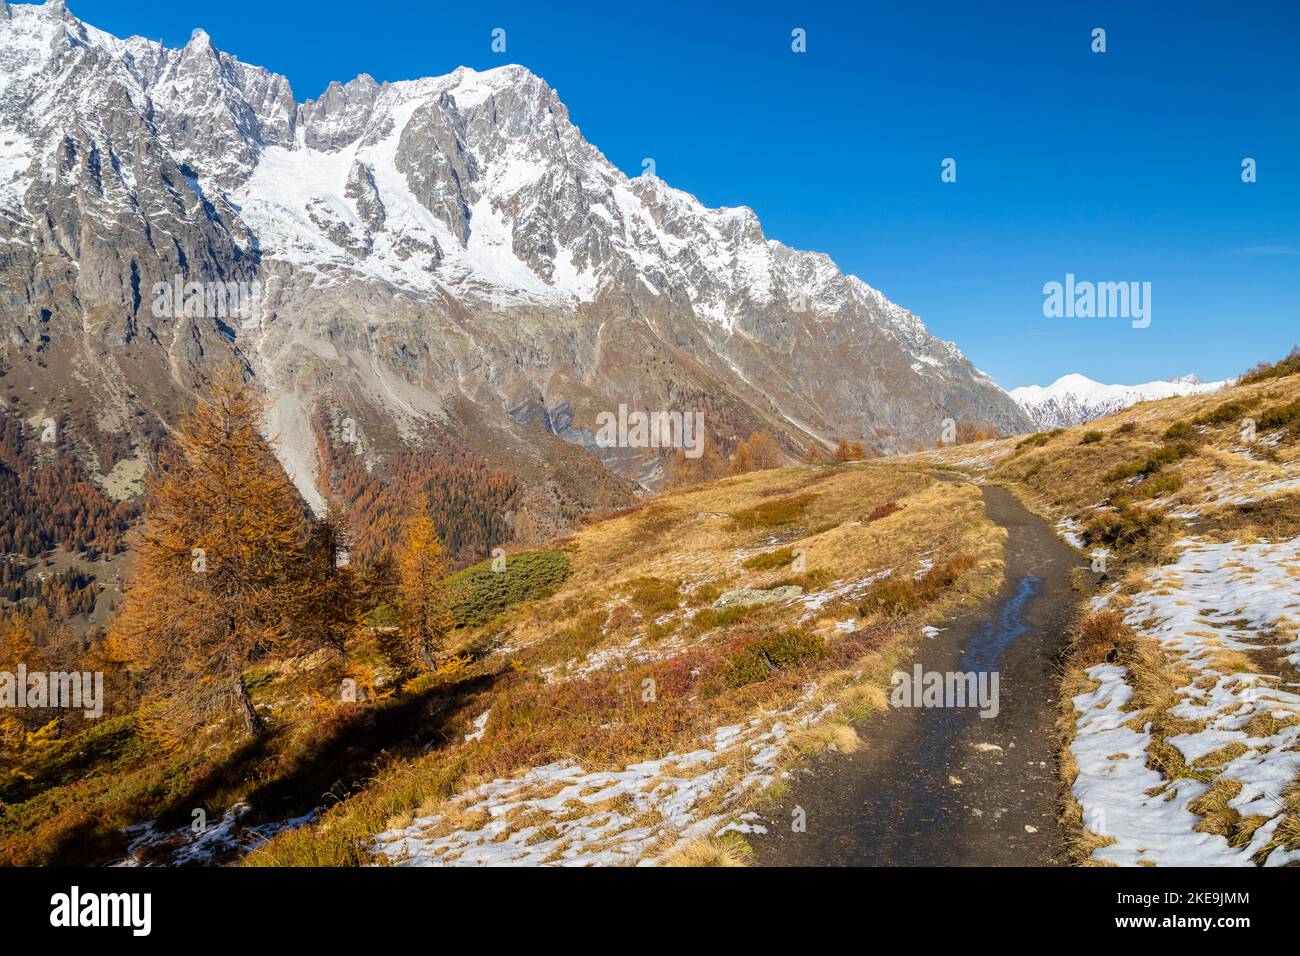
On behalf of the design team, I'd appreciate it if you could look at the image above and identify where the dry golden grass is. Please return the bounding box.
[662,835,753,867]
[787,721,861,755]
[939,370,1300,866]
[248,460,1004,867]
[479,463,989,664]
[1187,777,1271,848]
[906,371,1300,562]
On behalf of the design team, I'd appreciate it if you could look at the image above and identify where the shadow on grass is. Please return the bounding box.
[33,671,502,866]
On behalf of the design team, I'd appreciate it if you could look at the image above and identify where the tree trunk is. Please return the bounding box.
[232,669,266,737]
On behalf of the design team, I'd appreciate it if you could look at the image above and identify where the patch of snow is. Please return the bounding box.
[1070,538,1300,866]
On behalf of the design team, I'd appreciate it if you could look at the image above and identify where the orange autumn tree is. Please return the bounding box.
[111,370,320,738]
[730,439,754,474]
[395,499,454,671]
[0,612,46,742]
[745,431,786,469]
[668,439,730,488]
[731,430,786,474]
[833,438,866,462]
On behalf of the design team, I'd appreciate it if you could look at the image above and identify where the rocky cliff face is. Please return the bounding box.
[0,1,1030,529]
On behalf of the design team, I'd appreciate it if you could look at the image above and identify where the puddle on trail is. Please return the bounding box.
[877,575,1043,853]
[960,575,1041,672]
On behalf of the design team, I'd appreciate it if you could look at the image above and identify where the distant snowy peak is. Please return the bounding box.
[1010,373,1230,429]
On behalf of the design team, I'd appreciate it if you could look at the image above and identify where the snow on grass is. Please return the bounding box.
[374,699,835,866]
[799,569,892,616]
[1071,537,1300,866]
[1056,517,1085,550]
[118,803,320,867]
[539,627,709,683]
[947,446,1012,472]
[1202,463,1300,508]
[463,709,490,743]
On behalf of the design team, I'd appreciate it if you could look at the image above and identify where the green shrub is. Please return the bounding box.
[721,629,828,688]
[446,550,572,629]
[1104,441,1197,484]
[1134,473,1184,500]
[1080,430,1104,445]
[626,576,681,615]
[857,553,977,618]
[364,602,398,628]
[1087,506,1167,552]
[1163,421,1194,441]
[1016,432,1053,451]
[0,716,142,804]
[1239,346,1300,385]
[1194,398,1259,426]
[1152,441,1196,467]
[689,581,725,606]
[1103,460,1146,483]
[742,546,796,571]
[766,568,835,591]
[1258,400,1300,431]
[728,494,818,530]
[690,603,761,632]
[539,611,607,663]
[859,576,923,617]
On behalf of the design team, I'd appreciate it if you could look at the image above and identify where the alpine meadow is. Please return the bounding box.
[0,0,1296,938]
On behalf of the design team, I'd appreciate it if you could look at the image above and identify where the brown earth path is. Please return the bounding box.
[751,479,1080,866]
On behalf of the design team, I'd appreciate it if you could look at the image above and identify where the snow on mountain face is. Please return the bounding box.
[0,1,1031,519]
[1010,374,1229,429]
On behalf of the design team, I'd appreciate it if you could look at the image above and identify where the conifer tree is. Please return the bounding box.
[833,438,866,462]
[668,437,730,488]
[299,507,361,655]
[395,500,454,671]
[111,370,317,738]
[0,612,46,736]
[730,439,754,474]
[745,431,785,470]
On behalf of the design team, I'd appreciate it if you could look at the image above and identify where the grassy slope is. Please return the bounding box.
[247,461,1003,865]
[909,370,1300,864]
[1,459,1004,866]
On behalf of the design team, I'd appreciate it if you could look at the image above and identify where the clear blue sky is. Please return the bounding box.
[65,0,1299,388]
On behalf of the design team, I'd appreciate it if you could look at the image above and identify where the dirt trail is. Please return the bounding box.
[752,480,1080,866]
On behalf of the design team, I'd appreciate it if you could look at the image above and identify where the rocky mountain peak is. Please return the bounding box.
[0,5,1031,521]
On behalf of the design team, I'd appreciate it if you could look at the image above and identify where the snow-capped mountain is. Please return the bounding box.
[1010,373,1229,429]
[0,1,1030,530]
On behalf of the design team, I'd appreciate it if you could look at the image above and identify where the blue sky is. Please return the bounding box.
[65,0,1299,388]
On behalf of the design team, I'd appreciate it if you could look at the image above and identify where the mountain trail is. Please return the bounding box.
[751,478,1079,866]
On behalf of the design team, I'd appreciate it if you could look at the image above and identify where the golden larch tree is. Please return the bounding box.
[833,438,866,462]
[730,439,755,474]
[745,431,786,469]
[395,500,454,670]
[111,370,319,738]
